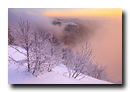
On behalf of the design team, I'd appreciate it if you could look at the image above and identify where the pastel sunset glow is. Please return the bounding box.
[44,8,122,17]
[8,8,122,17]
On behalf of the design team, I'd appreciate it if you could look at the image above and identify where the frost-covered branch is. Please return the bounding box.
[28,27,63,76]
[10,19,33,73]
[62,41,107,80]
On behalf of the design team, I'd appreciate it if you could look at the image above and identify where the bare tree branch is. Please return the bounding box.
[9,45,27,56]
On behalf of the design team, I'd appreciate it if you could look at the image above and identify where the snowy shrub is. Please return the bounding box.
[62,42,94,79]
[84,62,107,80]
[28,27,63,76]
[85,62,107,81]
[29,28,45,75]
[62,47,75,77]
[63,41,107,80]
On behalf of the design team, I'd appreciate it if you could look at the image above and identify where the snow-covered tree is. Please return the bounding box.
[63,41,107,79]
[62,47,75,77]
[86,62,107,80]
[29,27,63,76]
[10,19,33,73]
[29,28,44,75]
[62,42,92,78]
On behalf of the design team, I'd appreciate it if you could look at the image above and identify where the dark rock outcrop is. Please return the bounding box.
[52,20,62,26]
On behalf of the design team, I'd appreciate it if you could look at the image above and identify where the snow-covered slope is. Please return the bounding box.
[8,64,84,84]
[8,45,112,84]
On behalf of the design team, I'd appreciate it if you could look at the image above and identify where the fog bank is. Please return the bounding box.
[87,17,122,82]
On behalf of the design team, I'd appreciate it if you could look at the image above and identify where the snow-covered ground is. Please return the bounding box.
[8,45,112,84]
[63,22,77,25]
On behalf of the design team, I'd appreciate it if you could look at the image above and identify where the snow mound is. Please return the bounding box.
[63,22,77,25]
